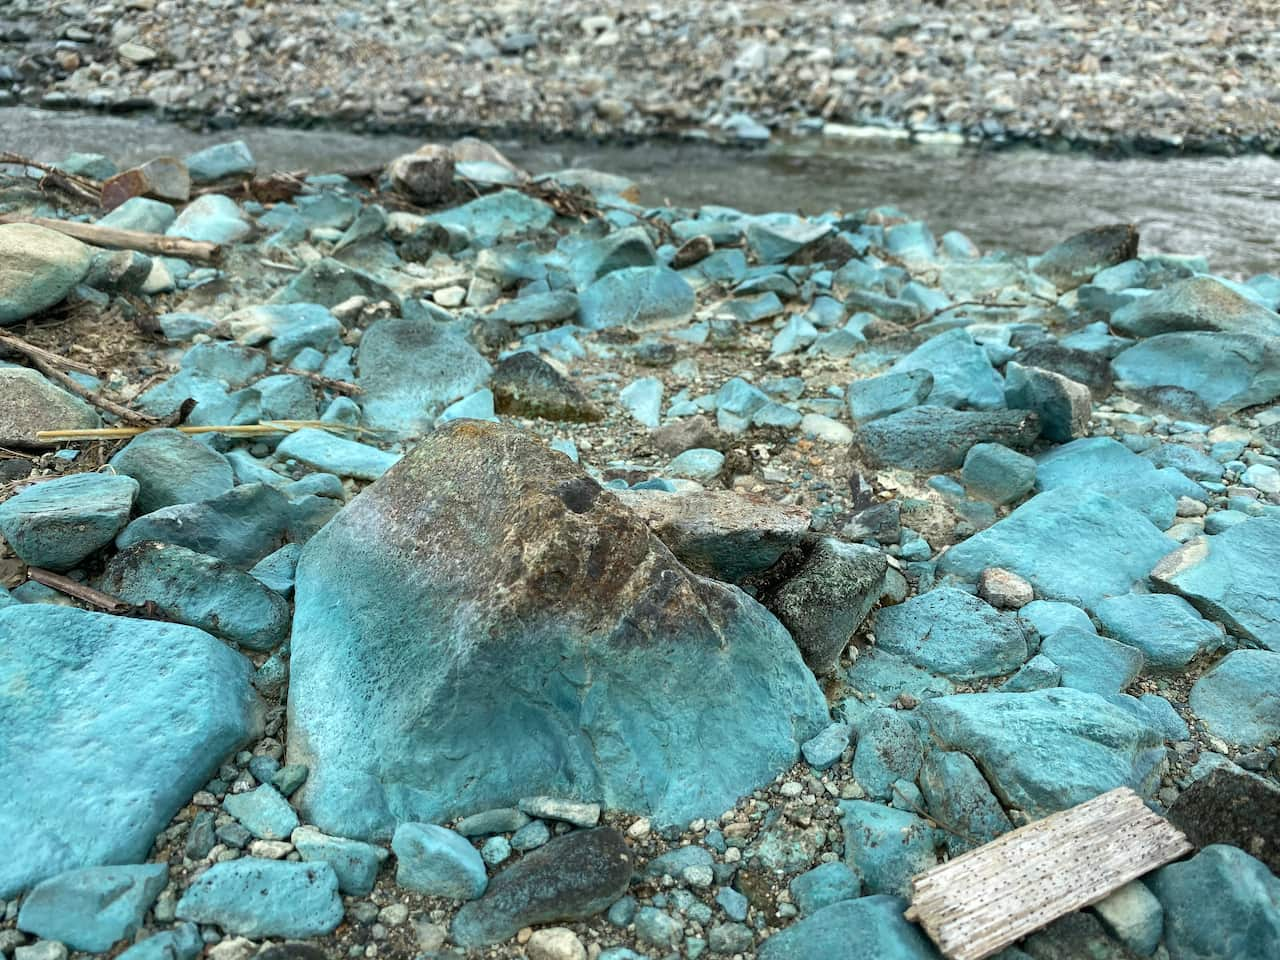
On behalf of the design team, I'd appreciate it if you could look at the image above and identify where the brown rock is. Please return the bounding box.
[389,145,456,204]
[101,157,190,209]
[490,352,603,422]
[650,415,724,457]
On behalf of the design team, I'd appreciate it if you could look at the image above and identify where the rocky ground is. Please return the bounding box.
[3,1,1280,152]
[0,135,1278,960]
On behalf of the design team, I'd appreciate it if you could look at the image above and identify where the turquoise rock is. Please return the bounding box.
[667,448,725,482]
[750,816,826,873]
[0,606,261,897]
[1150,518,1280,650]
[135,369,260,429]
[225,303,342,361]
[437,388,499,425]
[770,315,819,357]
[356,318,492,439]
[275,427,400,481]
[489,290,579,326]
[578,266,695,330]
[745,218,831,263]
[890,329,1005,410]
[0,223,93,324]
[428,189,556,240]
[224,785,298,840]
[567,226,659,289]
[962,442,1036,505]
[645,845,713,879]
[272,763,309,797]
[108,428,234,514]
[16,864,168,952]
[872,587,1029,680]
[167,194,251,244]
[101,541,291,650]
[1094,593,1223,670]
[511,819,550,851]
[1111,332,1280,413]
[838,802,940,896]
[716,886,749,921]
[1111,276,1280,339]
[1004,362,1090,442]
[1039,627,1144,696]
[801,722,851,771]
[919,750,1012,854]
[1188,650,1280,746]
[919,687,1165,817]
[937,488,1177,610]
[1018,599,1096,639]
[852,406,1041,472]
[851,708,924,800]
[116,483,292,569]
[842,650,954,725]
[287,421,828,839]
[758,895,938,960]
[1146,443,1225,481]
[1148,844,1280,960]
[271,257,396,309]
[619,376,663,427]
[249,544,299,599]
[0,473,137,571]
[392,823,487,899]
[887,221,937,263]
[456,808,530,836]
[158,311,215,339]
[255,373,319,421]
[481,835,511,865]
[296,192,361,230]
[185,140,256,183]
[174,859,342,937]
[116,922,202,960]
[1092,881,1164,956]
[98,197,176,234]
[788,862,860,915]
[1035,437,1205,524]
[1000,653,1062,692]
[635,907,683,949]
[59,151,117,179]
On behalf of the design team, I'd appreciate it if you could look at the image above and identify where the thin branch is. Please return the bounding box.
[247,367,363,396]
[0,213,221,263]
[0,330,97,374]
[37,419,369,443]
[910,299,1034,328]
[26,567,130,614]
[0,152,101,204]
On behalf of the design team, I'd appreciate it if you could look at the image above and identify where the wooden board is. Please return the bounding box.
[905,787,1193,960]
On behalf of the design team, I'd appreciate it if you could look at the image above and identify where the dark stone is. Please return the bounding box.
[450,828,632,946]
[1023,911,1141,960]
[1013,343,1114,398]
[399,222,453,263]
[1033,224,1139,292]
[650,416,724,457]
[256,945,330,960]
[851,406,1041,472]
[1168,767,1280,873]
[491,352,604,422]
[672,235,713,269]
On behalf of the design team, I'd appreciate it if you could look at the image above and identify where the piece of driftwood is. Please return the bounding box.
[0,152,102,204]
[0,213,221,262]
[905,787,1193,960]
[26,567,130,614]
[0,330,96,375]
[36,419,365,443]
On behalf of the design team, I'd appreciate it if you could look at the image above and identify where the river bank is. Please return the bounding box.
[5,1,1280,154]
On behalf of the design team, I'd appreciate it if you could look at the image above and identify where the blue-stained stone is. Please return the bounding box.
[1148,845,1280,960]
[158,311,215,339]
[1092,881,1164,956]
[608,895,638,926]
[770,315,819,357]
[285,472,344,501]
[392,823,487,899]
[961,442,1036,505]
[788,862,860,916]
[292,826,387,895]
[1035,437,1206,525]
[224,302,342,362]
[635,907,683,948]
[872,588,1029,680]
[578,266,695,330]
[175,859,342,937]
[511,819,551,851]
[489,290,579,327]
[427,189,556,240]
[356,318,492,440]
[185,140,256,183]
[646,845,713,879]
[745,217,831,264]
[759,895,938,960]
[887,221,937,263]
[838,802,940,896]
[116,483,292,569]
[1004,361,1091,442]
[1112,332,1280,413]
[1094,593,1223,670]
[108,429,233,514]
[667,448,724,482]
[271,257,396,309]
[567,226,659,289]
[275,428,400,481]
[0,473,137,571]
[715,886,749,921]
[852,708,924,800]
[254,373,319,421]
[937,488,1177,611]
[842,651,954,725]
[890,328,1005,410]
[1017,599,1094,640]
[437,388,499,425]
[852,406,1041,472]
[1111,276,1280,339]
[1146,443,1225,482]
[1039,627,1144,696]
[481,835,512,865]
[919,750,1012,854]
[16,864,168,952]
[751,401,803,430]
[456,808,531,837]
[116,922,202,960]
[1189,650,1280,746]
[167,194,251,244]
[0,606,261,898]
[801,722,851,771]
[272,763,309,797]
[619,376,663,427]
[1150,518,1280,650]
[135,369,260,430]
[725,291,784,324]
[295,193,360,230]
[847,370,934,423]
[99,196,176,234]
[919,687,1165,818]
[101,541,291,651]
[1000,654,1062,692]
[717,377,770,417]
[224,784,299,840]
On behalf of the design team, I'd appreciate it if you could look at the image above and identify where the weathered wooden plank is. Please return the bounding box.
[905,787,1193,960]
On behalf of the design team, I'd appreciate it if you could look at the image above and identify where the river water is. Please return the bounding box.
[6,107,1279,278]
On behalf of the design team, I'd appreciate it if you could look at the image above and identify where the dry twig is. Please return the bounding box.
[0,213,221,262]
[26,567,131,614]
[37,419,366,443]
[0,152,101,205]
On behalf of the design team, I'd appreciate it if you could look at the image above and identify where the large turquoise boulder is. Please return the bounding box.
[1110,276,1280,339]
[287,420,828,839]
[1188,650,1280,747]
[851,406,1041,472]
[1151,518,1280,650]
[427,189,556,240]
[937,487,1177,610]
[758,895,939,960]
[0,473,138,571]
[101,541,291,651]
[838,803,940,897]
[17,863,167,952]
[918,687,1166,817]
[1038,627,1144,696]
[108,429,234,514]
[1111,332,1280,413]
[1147,845,1280,960]
[578,266,696,331]
[0,223,93,324]
[889,328,1005,410]
[174,859,342,937]
[0,605,262,897]
[356,318,492,439]
[1036,437,1206,524]
[1095,593,1224,670]
[871,587,1029,680]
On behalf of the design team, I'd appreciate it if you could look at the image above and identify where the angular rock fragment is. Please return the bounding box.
[1033,223,1138,292]
[288,421,828,837]
[16,864,168,953]
[1111,276,1280,339]
[1004,362,1091,442]
[0,473,137,571]
[846,369,933,423]
[0,223,93,324]
[175,860,342,938]
[851,406,1040,472]
[1169,765,1280,874]
[872,587,1029,680]
[1111,332,1280,413]
[491,351,603,422]
[1188,650,1280,746]
[890,329,1005,410]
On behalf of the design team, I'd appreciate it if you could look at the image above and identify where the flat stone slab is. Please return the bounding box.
[175,859,342,937]
[1188,650,1280,747]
